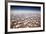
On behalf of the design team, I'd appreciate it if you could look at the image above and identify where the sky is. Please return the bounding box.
[10,5,41,14]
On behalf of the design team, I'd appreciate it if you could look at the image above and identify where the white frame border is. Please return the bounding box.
[8,2,43,32]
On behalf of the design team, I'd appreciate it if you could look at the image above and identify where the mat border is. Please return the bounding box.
[5,1,45,34]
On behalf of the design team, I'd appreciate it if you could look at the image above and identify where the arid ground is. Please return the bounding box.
[10,13,41,29]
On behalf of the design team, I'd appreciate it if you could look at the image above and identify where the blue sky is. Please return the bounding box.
[11,5,41,11]
[10,5,41,14]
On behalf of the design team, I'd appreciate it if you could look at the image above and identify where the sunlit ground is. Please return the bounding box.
[10,12,41,28]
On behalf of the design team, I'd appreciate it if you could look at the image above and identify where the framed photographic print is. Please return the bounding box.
[5,1,45,33]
